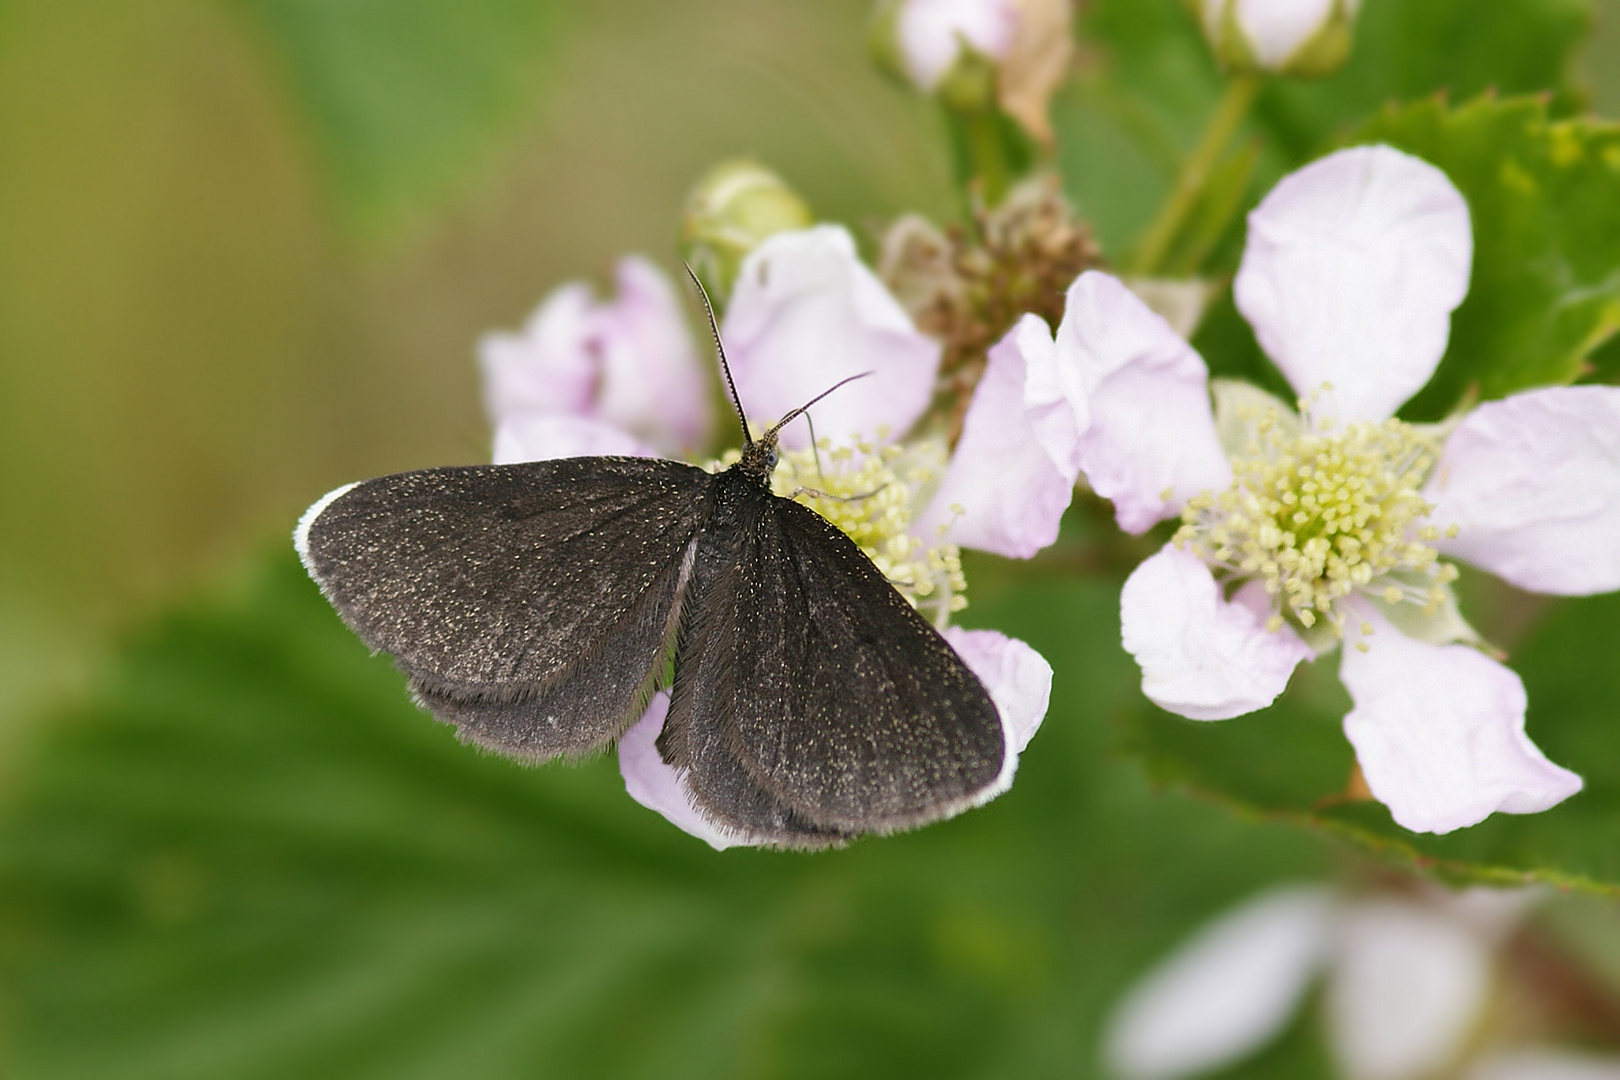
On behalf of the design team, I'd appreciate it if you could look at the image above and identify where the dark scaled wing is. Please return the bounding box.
[660,473,1006,845]
[296,457,714,761]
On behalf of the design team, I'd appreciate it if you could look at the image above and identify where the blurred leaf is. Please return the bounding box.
[225,0,564,238]
[1122,579,1620,893]
[1255,0,1591,160]
[0,549,1332,1079]
[1351,96,1620,419]
[1055,0,1590,261]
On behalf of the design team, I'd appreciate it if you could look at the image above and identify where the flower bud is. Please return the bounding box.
[679,160,813,307]
[872,0,1019,95]
[874,0,1072,144]
[1190,0,1361,78]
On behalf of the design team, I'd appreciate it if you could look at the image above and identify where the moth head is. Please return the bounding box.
[738,428,781,481]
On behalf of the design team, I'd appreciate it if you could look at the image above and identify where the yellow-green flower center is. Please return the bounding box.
[709,435,968,624]
[1174,401,1459,636]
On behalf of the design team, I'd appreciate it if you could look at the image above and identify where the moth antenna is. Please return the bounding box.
[765,371,873,442]
[683,262,751,448]
[806,412,826,486]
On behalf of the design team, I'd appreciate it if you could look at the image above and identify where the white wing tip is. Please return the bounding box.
[293,481,360,572]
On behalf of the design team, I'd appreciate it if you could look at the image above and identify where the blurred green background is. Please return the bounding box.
[3,1,1620,1076]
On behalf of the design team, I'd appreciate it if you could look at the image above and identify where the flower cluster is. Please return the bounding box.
[1060,145,1620,834]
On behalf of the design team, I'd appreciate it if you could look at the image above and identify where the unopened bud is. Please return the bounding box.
[680,160,813,307]
[1190,0,1361,78]
[872,0,1018,94]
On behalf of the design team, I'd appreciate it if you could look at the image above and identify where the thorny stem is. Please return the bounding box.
[1129,74,1261,276]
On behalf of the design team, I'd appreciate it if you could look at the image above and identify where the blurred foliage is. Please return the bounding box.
[0,552,1334,1079]
[226,0,564,239]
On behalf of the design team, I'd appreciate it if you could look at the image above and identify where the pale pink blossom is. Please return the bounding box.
[1105,883,1551,1080]
[723,225,942,451]
[482,255,712,462]
[725,225,1089,562]
[1067,145,1609,834]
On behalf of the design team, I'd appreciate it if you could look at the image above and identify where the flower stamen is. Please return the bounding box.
[1174,398,1456,636]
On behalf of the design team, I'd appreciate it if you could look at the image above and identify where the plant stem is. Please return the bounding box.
[1130,74,1260,276]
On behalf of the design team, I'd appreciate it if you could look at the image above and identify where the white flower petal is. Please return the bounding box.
[1233,0,1337,69]
[479,281,597,422]
[724,225,941,449]
[1326,899,1493,1080]
[1234,145,1472,422]
[492,414,656,464]
[1427,386,1620,596]
[941,626,1052,759]
[618,693,747,851]
[1121,545,1312,721]
[1059,271,1231,533]
[1339,602,1582,835]
[1104,885,1335,1080]
[1468,1050,1620,1080]
[897,0,1019,90]
[591,256,712,456]
[916,314,1087,557]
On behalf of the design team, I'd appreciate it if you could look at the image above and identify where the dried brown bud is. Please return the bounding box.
[879,173,1104,440]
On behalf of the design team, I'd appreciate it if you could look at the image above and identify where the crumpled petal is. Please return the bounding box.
[1060,271,1231,533]
[1468,1050,1620,1080]
[1427,386,1620,596]
[1104,885,1335,1080]
[492,414,656,464]
[1230,0,1337,69]
[479,256,710,457]
[941,626,1052,758]
[897,0,1019,90]
[1234,145,1472,423]
[916,314,1088,557]
[1326,899,1493,1080]
[618,693,743,851]
[724,225,941,449]
[1121,545,1312,721]
[1339,601,1582,835]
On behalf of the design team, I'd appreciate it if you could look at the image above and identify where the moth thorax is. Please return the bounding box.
[1173,406,1460,635]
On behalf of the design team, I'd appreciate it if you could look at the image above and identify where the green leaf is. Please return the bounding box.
[1255,0,1591,161]
[226,0,564,239]
[1121,571,1620,893]
[0,549,1332,1078]
[1055,0,1590,262]
[1351,96,1620,419]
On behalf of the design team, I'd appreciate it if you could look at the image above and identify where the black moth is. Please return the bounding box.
[295,289,1007,849]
